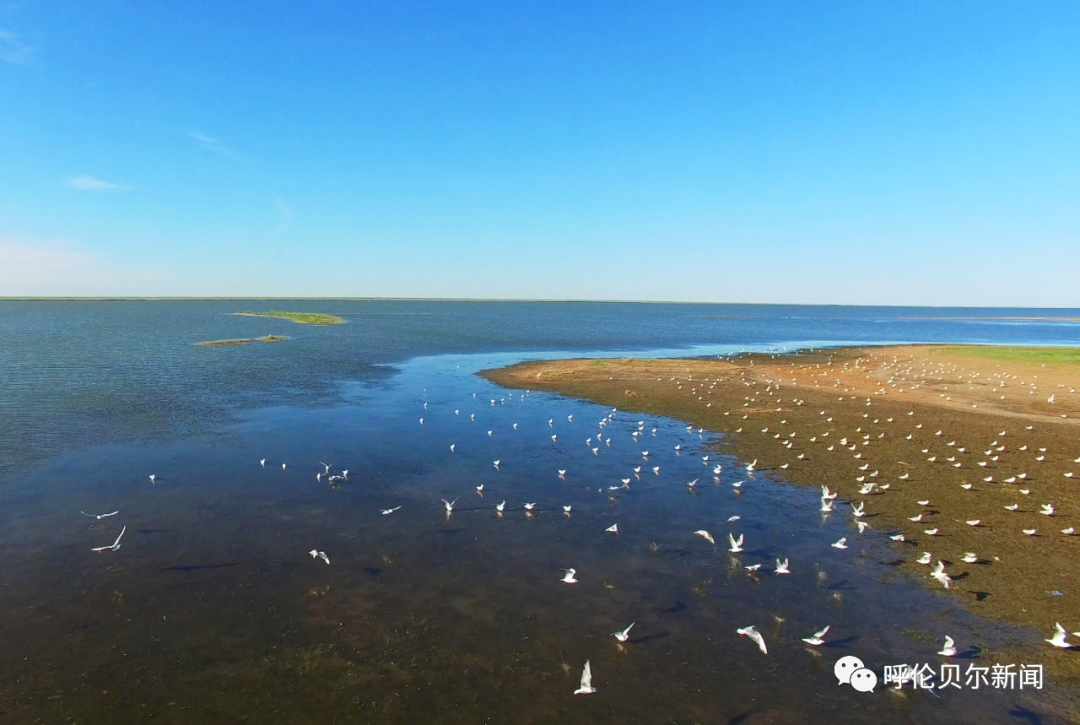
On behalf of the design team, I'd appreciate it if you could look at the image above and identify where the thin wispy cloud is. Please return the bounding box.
[0,235,165,296]
[0,29,32,65]
[186,130,236,157]
[65,175,125,191]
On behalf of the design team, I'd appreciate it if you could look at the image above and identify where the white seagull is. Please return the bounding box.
[308,549,330,565]
[695,530,716,546]
[612,622,635,643]
[775,558,790,574]
[573,660,596,694]
[831,537,848,550]
[91,525,126,552]
[606,523,619,534]
[938,636,957,657]
[728,533,744,553]
[81,510,119,520]
[802,625,830,646]
[560,568,578,584]
[736,625,768,654]
[380,506,402,516]
[1046,623,1071,649]
[931,561,951,589]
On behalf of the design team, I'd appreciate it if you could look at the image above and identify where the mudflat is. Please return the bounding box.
[483,345,1080,680]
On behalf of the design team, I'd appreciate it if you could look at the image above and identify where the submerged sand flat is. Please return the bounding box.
[232,311,346,325]
[196,334,288,347]
[483,345,1080,681]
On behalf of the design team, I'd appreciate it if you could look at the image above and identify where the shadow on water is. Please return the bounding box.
[161,563,241,572]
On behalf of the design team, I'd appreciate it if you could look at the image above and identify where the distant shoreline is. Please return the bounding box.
[899,316,1080,322]
[1,297,1079,311]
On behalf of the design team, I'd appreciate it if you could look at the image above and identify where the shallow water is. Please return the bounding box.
[1,302,1079,723]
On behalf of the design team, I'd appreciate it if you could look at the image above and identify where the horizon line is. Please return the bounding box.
[0,297,1078,310]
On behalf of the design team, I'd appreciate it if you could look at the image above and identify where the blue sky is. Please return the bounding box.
[1,2,1077,304]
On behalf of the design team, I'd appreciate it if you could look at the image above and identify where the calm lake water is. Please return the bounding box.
[1,301,1079,724]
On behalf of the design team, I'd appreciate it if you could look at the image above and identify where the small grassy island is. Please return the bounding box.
[196,334,288,347]
[232,311,346,325]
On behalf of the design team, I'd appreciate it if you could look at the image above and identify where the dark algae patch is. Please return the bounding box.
[233,311,346,325]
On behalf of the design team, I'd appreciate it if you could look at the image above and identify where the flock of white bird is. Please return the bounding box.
[673,351,1080,652]
[81,349,1078,695]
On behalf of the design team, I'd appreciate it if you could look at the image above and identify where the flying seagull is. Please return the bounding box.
[1046,623,1071,649]
[91,525,126,552]
[573,660,596,694]
[802,626,830,646]
[728,533,744,553]
[81,510,118,520]
[736,625,768,654]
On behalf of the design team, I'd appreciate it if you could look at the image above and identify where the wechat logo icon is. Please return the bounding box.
[836,655,877,693]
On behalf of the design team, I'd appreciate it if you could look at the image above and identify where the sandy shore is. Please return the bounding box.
[482,345,1080,680]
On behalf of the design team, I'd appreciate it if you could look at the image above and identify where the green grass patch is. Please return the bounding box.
[233,311,345,325]
[901,629,935,642]
[196,334,288,347]
[942,345,1080,365]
